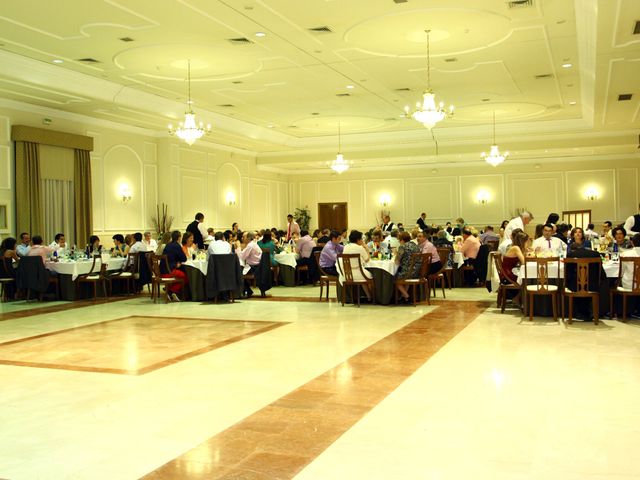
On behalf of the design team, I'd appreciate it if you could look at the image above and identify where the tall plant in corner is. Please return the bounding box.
[295,205,311,231]
[151,203,173,239]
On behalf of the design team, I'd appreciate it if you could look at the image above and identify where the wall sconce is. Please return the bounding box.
[119,184,132,203]
[226,191,237,206]
[585,187,599,201]
[379,193,391,208]
[476,190,490,205]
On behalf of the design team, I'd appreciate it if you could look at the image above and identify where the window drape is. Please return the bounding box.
[74,149,92,247]
[15,141,43,236]
[42,179,75,247]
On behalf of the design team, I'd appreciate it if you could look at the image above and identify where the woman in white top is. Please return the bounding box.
[340,230,373,301]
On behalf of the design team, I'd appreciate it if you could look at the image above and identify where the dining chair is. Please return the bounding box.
[562,257,601,324]
[493,253,522,314]
[147,254,184,303]
[523,257,560,322]
[395,253,431,306]
[610,257,640,321]
[314,251,337,302]
[107,255,135,295]
[337,253,375,307]
[436,247,453,291]
[0,257,16,302]
[261,248,279,286]
[76,255,109,300]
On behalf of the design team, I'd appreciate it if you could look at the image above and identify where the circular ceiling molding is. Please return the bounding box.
[291,115,388,134]
[344,8,512,57]
[452,102,549,122]
[114,44,262,81]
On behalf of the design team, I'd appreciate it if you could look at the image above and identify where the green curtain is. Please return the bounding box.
[15,141,43,236]
[73,149,93,247]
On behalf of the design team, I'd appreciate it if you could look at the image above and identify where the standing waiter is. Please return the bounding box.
[186,212,206,249]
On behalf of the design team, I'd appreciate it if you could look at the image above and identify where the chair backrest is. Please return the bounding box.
[563,257,601,294]
[618,257,640,293]
[493,253,519,286]
[83,256,99,276]
[147,254,163,279]
[337,253,367,283]
[417,253,431,278]
[436,247,452,268]
[0,257,15,278]
[314,250,333,277]
[524,257,560,291]
[486,239,499,252]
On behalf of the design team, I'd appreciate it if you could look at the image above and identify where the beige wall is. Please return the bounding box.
[289,158,640,232]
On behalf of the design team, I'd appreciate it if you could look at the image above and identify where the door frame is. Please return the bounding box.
[317,202,349,231]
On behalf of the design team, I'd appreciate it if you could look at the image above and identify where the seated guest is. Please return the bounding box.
[545,213,560,232]
[602,221,613,241]
[410,228,420,244]
[533,224,544,240]
[296,229,317,283]
[111,234,127,256]
[417,231,442,274]
[554,223,571,244]
[238,231,263,298]
[433,229,453,248]
[16,232,31,257]
[155,232,171,255]
[397,223,405,232]
[532,224,566,255]
[367,230,384,255]
[162,230,188,302]
[0,237,19,263]
[502,231,529,284]
[204,228,215,246]
[123,234,134,256]
[382,229,400,251]
[129,232,147,255]
[584,223,600,241]
[316,229,330,246]
[86,235,102,256]
[257,231,280,265]
[498,220,509,240]
[26,235,52,264]
[460,228,480,285]
[568,227,592,254]
[181,231,196,259]
[143,231,158,251]
[611,226,632,252]
[479,226,500,244]
[395,231,421,302]
[319,231,344,276]
[311,229,321,242]
[232,222,240,235]
[342,230,373,301]
[209,231,232,256]
[619,233,640,317]
[49,233,67,253]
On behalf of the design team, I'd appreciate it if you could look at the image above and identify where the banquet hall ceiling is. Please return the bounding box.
[0,0,638,171]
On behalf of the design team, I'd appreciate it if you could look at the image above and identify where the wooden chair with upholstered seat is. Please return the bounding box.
[147,254,184,303]
[523,257,560,322]
[314,251,337,301]
[436,247,454,290]
[0,257,16,302]
[493,253,522,314]
[610,257,640,322]
[337,253,375,307]
[107,254,136,295]
[562,257,601,325]
[261,248,279,286]
[395,253,431,306]
[76,255,109,300]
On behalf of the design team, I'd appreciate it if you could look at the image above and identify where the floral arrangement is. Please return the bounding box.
[151,203,173,239]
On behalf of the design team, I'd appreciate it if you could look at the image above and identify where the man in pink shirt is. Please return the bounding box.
[238,231,262,297]
[296,229,317,284]
[417,231,442,274]
[460,228,481,286]
[26,235,52,264]
[286,214,300,241]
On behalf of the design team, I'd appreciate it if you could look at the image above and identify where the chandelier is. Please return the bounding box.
[481,111,509,167]
[328,122,353,174]
[405,30,454,129]
[168,60,211,146]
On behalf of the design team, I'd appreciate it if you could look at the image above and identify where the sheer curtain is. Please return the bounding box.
[42,179,75,247]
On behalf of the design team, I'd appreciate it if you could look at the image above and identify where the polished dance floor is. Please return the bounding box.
[1,286,639,479]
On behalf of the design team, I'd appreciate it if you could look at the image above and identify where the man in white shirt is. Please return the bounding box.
[208,231,232,256]
[501,211,533,249]
[48,233,67,253]
[204,228,215,245]
[381,230,400,251]
[143,231,158,251]
[129,232,148,254]
[623,206,640,236]
[16,232,31,257]
[584,223,600,241]
[532,223,566,255]
[619,234,640,318]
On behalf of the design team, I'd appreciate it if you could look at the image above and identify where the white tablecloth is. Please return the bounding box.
[45,257,126,281]
[184,259,207,275]
[366,259,398,276]
[516,260,619,284]
[452,252,464,268]
[274,252,298,269]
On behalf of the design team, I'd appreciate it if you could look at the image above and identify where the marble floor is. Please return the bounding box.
[1,285,639,479]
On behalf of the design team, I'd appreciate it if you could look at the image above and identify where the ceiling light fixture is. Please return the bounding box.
[168,59,211,146]
[481,111,509,167]
[328,121,353,174]
[255,32,266,37]
[404,29,454,129]
[52,59,63,64]
[346,85,355,89]
[562,63,573,68]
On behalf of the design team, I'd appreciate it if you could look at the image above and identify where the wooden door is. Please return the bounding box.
[318,203,348,232]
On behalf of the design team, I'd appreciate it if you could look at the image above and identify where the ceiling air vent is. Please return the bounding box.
[393,0,408,3]
[308,26,333,34]
[77,57,100,63]
[394,87,411,91]
[534,73,554,79]
[618,93,633,101]
[444,57,458,62]
[119,37,135,42]
[231,80,243,84]
[336,93,351,97]
[634,20,640,35]
[384,117,398,121]
[228,37,253,44]
[217,104,235,107]
[507,0,533,8]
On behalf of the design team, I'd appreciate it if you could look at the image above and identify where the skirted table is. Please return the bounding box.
[274,252,298,287]
[45,257,127,300]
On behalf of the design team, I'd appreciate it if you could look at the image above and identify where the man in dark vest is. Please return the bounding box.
[623,204,640,236]
[186,212,205,250]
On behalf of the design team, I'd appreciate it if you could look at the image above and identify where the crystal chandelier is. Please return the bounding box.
[405,30,454,129]
[328,122,353,174]
[481,111,509,167]
[168,60,211,146]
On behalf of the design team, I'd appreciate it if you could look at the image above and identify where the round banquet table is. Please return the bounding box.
[183,259,207,301]
[274,252,298,287]
[45,257,127,300]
